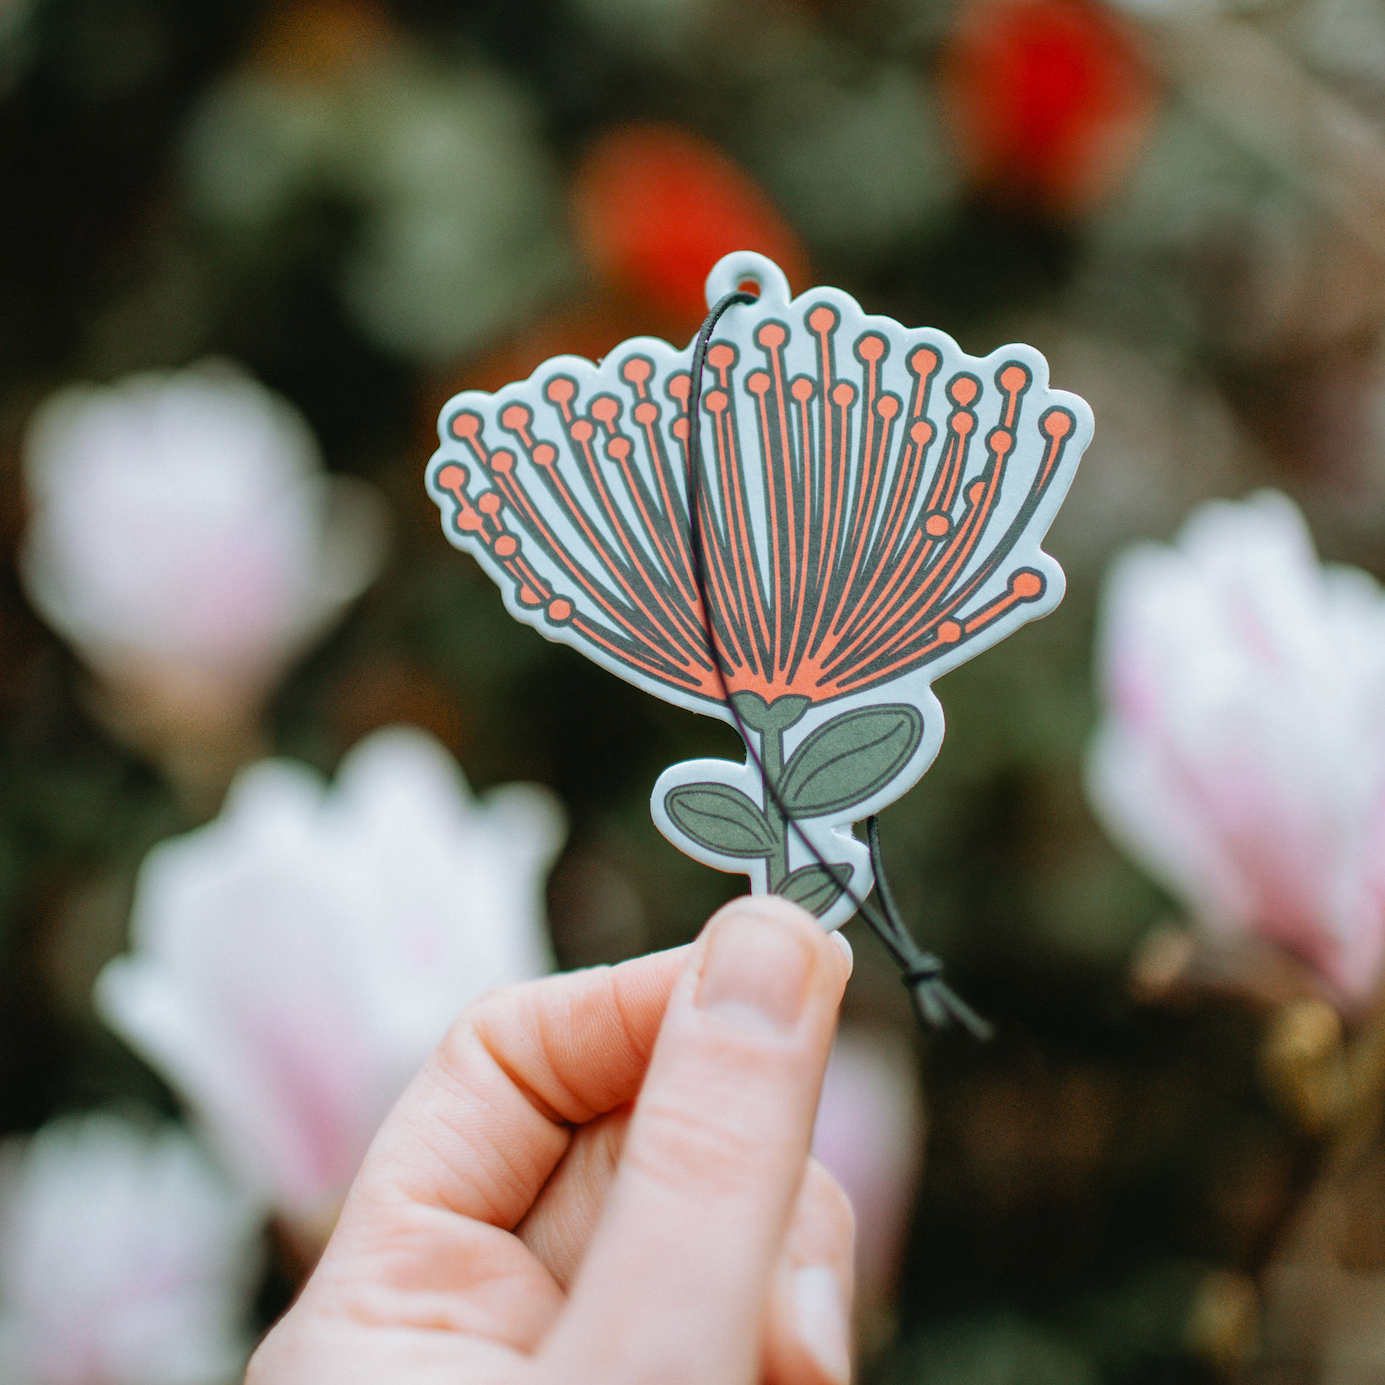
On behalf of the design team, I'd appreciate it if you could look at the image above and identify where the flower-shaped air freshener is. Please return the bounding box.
[427,252,1091,936]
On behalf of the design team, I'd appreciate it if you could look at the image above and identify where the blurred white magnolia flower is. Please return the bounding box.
[811,1028,924,1307]
[20,363,386,802]
[1087,490,1385,1005]
[96,726,565,1244]
[22,362,385,693]
[0,1112,260,1385]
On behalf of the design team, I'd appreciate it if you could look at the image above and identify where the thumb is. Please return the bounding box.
[546,896,850,1384]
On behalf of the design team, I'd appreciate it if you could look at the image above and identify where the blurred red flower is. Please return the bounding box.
[939,0,1160,215]
[570,123,809,328]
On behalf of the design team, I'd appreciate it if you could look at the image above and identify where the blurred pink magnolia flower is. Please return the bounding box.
[811,1028,925,1306]
[19,363,387,800]
[0,1112,260,1385]
[1087,490,1385,1005]
[95,726,565,1244]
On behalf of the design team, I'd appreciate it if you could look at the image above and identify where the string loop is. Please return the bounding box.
[684,290,991,1041]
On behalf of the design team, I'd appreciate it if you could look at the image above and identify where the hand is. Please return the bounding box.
[248,895,856,1385]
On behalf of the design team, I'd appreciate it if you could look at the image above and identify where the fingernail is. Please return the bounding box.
[831,929,853,976]
[696,906,813,1029]
[793,1265,852,1385]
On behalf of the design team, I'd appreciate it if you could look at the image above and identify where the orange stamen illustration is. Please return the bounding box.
[433,323,1076,706]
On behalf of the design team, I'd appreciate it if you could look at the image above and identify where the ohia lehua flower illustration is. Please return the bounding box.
[428,252,1091,928]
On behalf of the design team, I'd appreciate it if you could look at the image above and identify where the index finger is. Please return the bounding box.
[340,943,688,1234]
[293,943,691,1353]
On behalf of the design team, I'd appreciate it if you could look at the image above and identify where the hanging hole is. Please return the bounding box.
[737,276,762,298]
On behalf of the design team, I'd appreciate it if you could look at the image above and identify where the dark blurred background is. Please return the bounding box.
[5,0,1385,1380]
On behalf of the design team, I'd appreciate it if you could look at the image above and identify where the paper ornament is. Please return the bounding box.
[428,251,1091,930]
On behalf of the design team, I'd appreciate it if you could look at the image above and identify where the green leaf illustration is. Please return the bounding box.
[776,863,849,916]
[664,782,777,859]
[779,705,923,817]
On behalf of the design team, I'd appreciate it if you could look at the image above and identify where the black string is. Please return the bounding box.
[683,289,992,1040]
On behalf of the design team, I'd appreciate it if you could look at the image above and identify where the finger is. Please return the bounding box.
[515,1105,632,1288]
[547,896,851,1384]
[350,944,688,1225]
[522,1129,856,1383]
[764,1159,856,1385]
[310,945,688,1348]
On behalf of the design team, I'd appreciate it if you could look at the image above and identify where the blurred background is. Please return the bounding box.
[6,0,1385,1381]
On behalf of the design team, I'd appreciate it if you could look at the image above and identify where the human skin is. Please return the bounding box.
[247,895,857,1385]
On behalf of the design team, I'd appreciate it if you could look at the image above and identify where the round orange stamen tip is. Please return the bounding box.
[910,347,939,376]
[570,420,594,443]
[501,404,531,431]
[621,357,652,384]
[954,413,975,437]
[436,463,466,490]
[548,598,573,623]
[705,389,728,412]
[607,437,632,460]
[478,491,502,515]
[494,535,518,557]
[757,323,786,349]
[532,443,557,467]
[808,305,837,333]
[989,428,1013,456]
[910,420,934,446]
[672,419,689,439]
[791,377,814,402]
[545,378,575,405]
[668,373,691,401]
[519,585,539,605]
[857,334,886,362]
[489,450,516,474]
[455,510,483,532]
[1012,571,1043,599]
[634,402,658,425]
[938,620,962,643]
[747,371,771,394]
[449,412,480,440]
[949,376,979,407]
[877,395,899,419]
[831,382,855,406]
[707,344,735,370]
[925,513,950,537]
[968,480,986,503]
[1043,410,1073,440]
[591,396,619,425]
[1000,364,1029,394]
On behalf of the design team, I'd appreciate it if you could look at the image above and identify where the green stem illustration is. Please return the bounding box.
[758,721,788,889]
[730,691,810,892]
